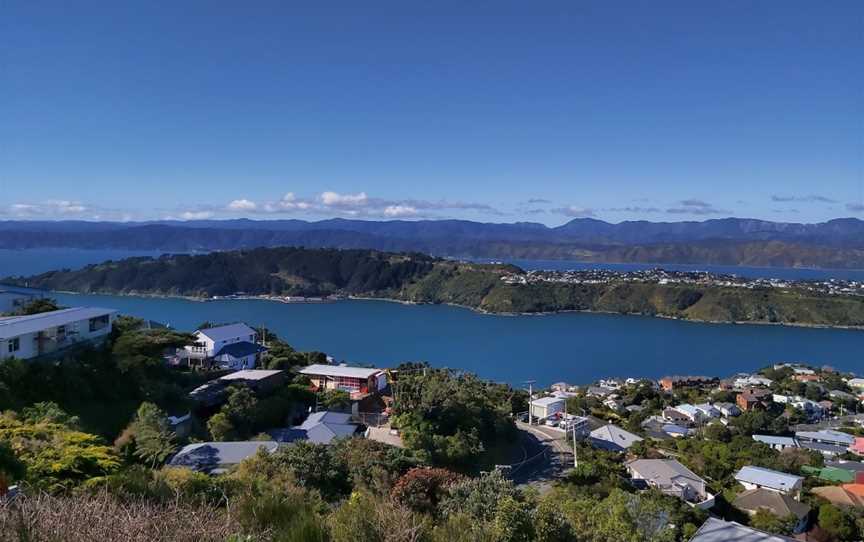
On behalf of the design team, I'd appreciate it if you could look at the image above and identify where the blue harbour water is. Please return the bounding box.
[1,249,862,386]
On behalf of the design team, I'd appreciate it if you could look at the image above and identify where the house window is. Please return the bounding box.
[8,338,20,353]
[89,314,110,332]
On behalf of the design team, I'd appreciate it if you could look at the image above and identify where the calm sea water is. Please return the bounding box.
[1,249,861,386]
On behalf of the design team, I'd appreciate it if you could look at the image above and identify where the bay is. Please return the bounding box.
[1,248,861,387]
[39,291,864,387]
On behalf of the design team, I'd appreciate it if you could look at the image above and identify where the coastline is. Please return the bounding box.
[43,288,864,332]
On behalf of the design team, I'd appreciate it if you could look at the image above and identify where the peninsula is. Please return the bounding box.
[5,247,864,328]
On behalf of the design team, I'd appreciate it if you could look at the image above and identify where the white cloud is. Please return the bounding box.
[6,200,91,217]
[550,205,596,218]
[227,199,257,211]
[383,205,418,217]
[180,210,214,220]
[320,191,369,207]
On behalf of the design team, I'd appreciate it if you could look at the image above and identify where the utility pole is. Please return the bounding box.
[573,422,578,468]
[525,380,536,425]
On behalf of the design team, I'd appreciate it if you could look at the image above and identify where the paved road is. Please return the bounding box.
[510,422,574,492]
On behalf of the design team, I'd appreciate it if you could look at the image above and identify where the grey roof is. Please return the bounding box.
[826,460,864,473]
[169,441,279,473]
[219,369,283,382]
[531,396,565,407]
[214,342,268,359]
[689,518,796,542]
[197,323,256,343]
[799,441,849,455]
[752,435,798,447]
[795,429,855,446]
[733,488,810,520]
[734,466,803,492]
[300,364,381,379]
[271,411,358,445]
[628,459,706,499]
[589,424,642,451]
[0,307,117,340]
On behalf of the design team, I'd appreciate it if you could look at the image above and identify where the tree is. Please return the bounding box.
[491,496,534,542]
[21,401,80,427]
[321,389,351,411]
[130,402,176,468]
[533,498,572,542]
[749,509,797,536]
[391,467,463,514]
[276,441,351,501]
[8,298,61,316]
[207,412,235,441]
[819,504,857,541]
[0,411,119,490]
[440,470,519,522]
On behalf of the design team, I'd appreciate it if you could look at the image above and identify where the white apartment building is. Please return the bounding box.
[0,307,118,360]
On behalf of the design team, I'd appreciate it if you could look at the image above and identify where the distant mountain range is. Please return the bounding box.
[2,217,864,269]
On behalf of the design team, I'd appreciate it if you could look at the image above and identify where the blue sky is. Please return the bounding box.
[1,1,862,224]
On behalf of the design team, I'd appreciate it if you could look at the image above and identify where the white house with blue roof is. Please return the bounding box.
[184,323,266,370]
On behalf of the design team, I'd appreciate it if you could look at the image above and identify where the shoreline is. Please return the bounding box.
[43,288,864,332]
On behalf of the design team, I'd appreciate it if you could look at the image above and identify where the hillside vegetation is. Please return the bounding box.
[6,247,864,328]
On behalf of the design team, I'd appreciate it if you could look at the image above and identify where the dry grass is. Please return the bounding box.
[0,491,240,542]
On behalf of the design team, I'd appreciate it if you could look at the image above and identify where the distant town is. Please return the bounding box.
[502,268,864,297]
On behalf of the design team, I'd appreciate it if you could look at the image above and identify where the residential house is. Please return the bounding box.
[662,407,691,425]
[737,389,772,412]
[218,369,286,393]
[801,465,856,484]
[627,459,714,509]
[183,323,265,370]
[659,375,717,392]
[270,411,359,445]
[189,369,286,406]
[799,440,849,458]
[549,382,570,392]
[795,430,855,449]
[732,488,810,534]
[0,307,117,360]
[671,404,702,424]
[694,403,721,419]
[733,375,774,389]
[846,378,864,390]
[714,402,741,418]
[851,438,864,456]
[793,374,821,383]
[752,435,798,452]
[300,364,387,398]
[169,441,280,474]
[529,396,565,421]
[829,390,857,403]
[0,290,36,313]
[734,466,803,498]
[688,518,797,542]
[603,397,624,412]
[585,385,616,397]
[812,485,864,509]
[589,424,643,452]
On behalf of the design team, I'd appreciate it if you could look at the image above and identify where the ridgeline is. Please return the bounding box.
[5,247,864,328]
